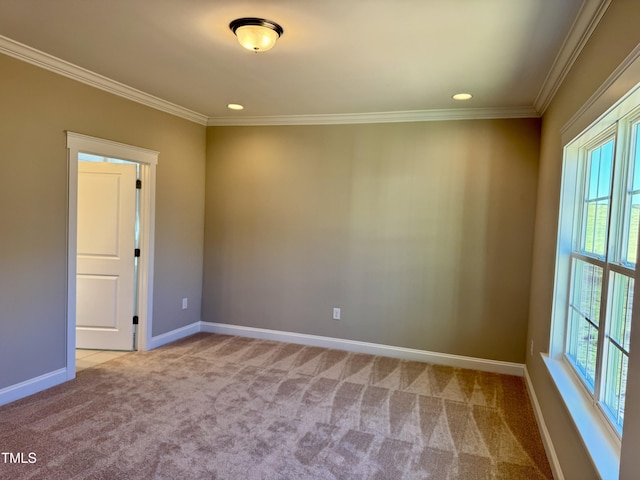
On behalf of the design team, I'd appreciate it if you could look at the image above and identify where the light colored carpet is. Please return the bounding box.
[0,333,553,479]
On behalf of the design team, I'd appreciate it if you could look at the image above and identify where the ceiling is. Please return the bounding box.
[0,0,609,125]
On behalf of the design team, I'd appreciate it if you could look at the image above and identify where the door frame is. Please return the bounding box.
[66,132,158,380]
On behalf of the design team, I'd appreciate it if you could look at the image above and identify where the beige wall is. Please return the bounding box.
[203,119,540,363]
[7,3,637,474]
[527,0,640,478]
[8,4,638,472]
[0,54,206,389]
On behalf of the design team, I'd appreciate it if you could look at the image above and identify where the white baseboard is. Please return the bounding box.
[147,321,201,350]
[0,368,67,407]
[524,366,564,480]
[0,322,524,408]
[199,322,524,377]
[0,322,200,407]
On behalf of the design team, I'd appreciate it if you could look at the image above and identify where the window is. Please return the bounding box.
[555,101,640,436]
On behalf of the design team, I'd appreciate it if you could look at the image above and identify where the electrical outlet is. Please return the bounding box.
[182,298,188,310]
[332,307,341,320]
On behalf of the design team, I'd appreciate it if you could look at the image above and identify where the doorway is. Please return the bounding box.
[66,132,158,379]
[77,157,137,351]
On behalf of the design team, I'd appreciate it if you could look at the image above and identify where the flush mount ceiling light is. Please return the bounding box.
[452,93,473,101]
[229,17,284,52]
[227,103,244,110]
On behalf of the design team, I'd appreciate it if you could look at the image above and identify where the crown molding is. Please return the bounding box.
[0,31,553,128]
[534,0,612,115]
[207,106,539,126]
[561,42,640,140]
[0,34,209,126]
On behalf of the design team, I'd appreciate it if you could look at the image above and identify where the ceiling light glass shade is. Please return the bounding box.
[230,18,283,52]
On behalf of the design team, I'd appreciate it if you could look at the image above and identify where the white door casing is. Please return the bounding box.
[76,162,136,350]
[66,132,158,379]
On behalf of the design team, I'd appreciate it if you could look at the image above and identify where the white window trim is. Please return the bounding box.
[548,42,640,478]
[543,354,620,480]
[66,132,158,379]
[547,128,623,480]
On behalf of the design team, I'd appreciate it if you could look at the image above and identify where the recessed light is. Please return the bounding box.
[452,93,473,101]
[227,103,244,110]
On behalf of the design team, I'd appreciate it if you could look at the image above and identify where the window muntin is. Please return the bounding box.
[567,258,602,391]
[601,272,632,431]
[561,118,640,436]
[607,272,633,352]
[622,122,640,265]
[581,139,614,258]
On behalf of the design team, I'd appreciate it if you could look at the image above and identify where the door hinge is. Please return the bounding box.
[133,315,139,325]
[136,179,142,189]
[134,248,141,257]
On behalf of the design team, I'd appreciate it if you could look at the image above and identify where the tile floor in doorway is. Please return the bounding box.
[76,349,129,371]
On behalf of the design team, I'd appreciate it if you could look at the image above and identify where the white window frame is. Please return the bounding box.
[563,124,637,428]
[546,80,640,480]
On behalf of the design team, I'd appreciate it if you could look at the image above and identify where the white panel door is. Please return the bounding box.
[76,161,136,350]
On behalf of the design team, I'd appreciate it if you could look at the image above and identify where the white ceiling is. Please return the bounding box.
[0,0,609,125]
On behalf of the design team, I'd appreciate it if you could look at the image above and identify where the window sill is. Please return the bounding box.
[542,353,620,480]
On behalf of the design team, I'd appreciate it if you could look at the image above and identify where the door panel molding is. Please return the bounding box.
[77,162,136,349]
